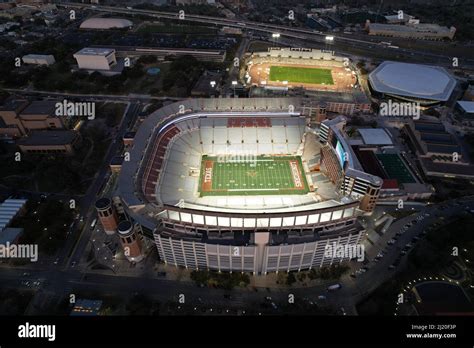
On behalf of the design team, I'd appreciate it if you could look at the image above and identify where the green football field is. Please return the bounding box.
[199,155,309,196]
[269,66,334,85]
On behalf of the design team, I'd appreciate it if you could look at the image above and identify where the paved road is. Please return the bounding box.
[65,102,141,269]
[5,88,181,102]
[341,196,474,310]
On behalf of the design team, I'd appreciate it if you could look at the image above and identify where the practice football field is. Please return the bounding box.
[199,155,309,196]
[269,66,334,85]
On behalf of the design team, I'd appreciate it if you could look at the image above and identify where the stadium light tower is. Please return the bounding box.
[231,80,238,97]
[325,35,334,51]
[272,33,280,46]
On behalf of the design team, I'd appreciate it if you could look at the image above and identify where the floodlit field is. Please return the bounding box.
[269,66,334,85]
[199,155,309,196]
[376,154,416,183]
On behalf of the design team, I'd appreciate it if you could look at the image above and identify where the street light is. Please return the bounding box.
[231,80,238,97]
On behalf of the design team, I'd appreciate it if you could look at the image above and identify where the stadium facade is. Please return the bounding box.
[118,98,381,274]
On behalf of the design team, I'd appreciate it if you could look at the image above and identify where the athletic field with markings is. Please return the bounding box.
[199,155,309,196]
[269,66,334,85]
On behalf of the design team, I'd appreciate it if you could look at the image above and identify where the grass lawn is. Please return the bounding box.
[269,66,334,85]
[199,155,309,196]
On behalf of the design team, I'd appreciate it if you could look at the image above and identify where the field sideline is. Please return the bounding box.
[199,155,309,196]
[269,66,334,85]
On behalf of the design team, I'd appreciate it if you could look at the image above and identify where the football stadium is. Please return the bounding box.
[118,98,382,274]
[246,47,356,92]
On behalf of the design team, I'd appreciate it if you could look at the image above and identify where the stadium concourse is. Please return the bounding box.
[117,98,381,274]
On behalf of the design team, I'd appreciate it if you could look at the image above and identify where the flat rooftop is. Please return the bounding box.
[74,47,115,56]
[0,98,29,112]
[457,101,474,113]
[369,22,452,34]
[23,54,54,59]
[358,128,393,145]
[20,100,56,116]
[18,130,78,146]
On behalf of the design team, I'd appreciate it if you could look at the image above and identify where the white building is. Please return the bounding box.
[80,18,133,30]
[73,47,117,71]
[22,54,55,66]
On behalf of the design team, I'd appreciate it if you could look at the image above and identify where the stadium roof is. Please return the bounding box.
[457,101,474,113]
[358,128,393,145]
[0,199,27,231]
[369,61,457,102]
[80,18,133,30]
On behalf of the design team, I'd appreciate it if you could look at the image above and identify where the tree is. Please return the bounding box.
[286,272,297,285]
[137,55,158,65]
[126,294,152,315]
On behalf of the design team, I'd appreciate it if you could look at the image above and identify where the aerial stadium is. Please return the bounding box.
[369,61,457,106]
[118,98,382,274]
[246,48,357,92]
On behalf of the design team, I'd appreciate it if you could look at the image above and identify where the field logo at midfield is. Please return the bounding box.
[379,100,420,120]
[289,161,302,188]
[324,243,365,262]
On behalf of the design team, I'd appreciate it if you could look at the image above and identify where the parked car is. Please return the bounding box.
[327,284,342,291]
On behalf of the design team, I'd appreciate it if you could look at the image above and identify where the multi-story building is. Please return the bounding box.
[366,20,456,40]
[17,130,80,155]
[319,117,383,213]
[22,54,55,66]
[0,99,65,138]
[95,198,119,235]
[73,47,122,75]
[117,220,145,263]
